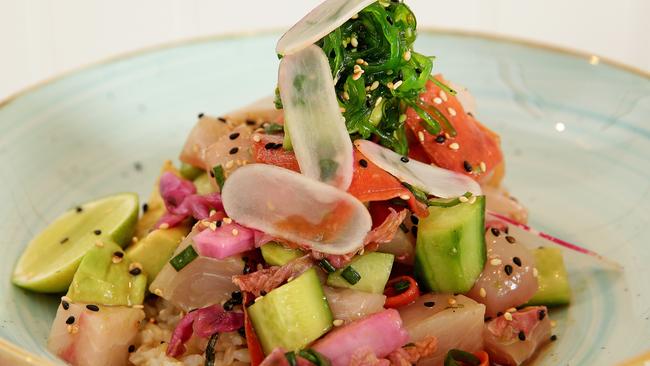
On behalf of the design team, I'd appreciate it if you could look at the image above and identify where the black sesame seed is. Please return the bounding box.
[231,291,243,301]
[463,161,472,172]
[65,316,75,325]
[60,237,69,244]
[209,170,215,177]
[223,300,235,311]
[229,147,239,155]
[484,316,492,321]
[399,223,409,233]
[264,142,276,150]
[410,215,419,225]
[86,304,99,312]
[133,162,143,172]
[113,251,124,258]
[218,117,227,123]
[229,132,240,140]
[550,335,557,342]
[538,309,546,321]
[506,235,516,244]
[238,327,246,337]
[496,312,504,317]
[513,257,522,267]
[245,119,256,126]
[359,159,368,168]
[260,290,267,296]
[198,113,204,118]
[518,331,526,341]
[435,135,446,144]
[423,301,435,307]
[400,156,410,163]
[410,226,418,238]
[75,206,83,213]
[129,268,142,276]
[142,203,149,213]
[128,345,136,353]
[216,220,223,228]
[491,227,500,236]
[94,229,102,235]
[504,265,514,276]
[62,301,70,310]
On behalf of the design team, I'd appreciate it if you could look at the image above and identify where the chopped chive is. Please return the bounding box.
[393,279,410,293]
[264,123,285,134]
[444,349,480,366]
[169,245,198,271]
[212,165,226,191]
[401,182,429,204]
[427,192,472,208]
[205,333,219,366]
[319,259,336,273]
[341,266,361,285]
[298,349,331,366]
[285,351,297,366]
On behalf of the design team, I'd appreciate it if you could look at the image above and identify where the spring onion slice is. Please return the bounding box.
[355,139,481,198]
[276,0,375,56]
[341,266,361,285]
[212,165,225,191]
[221,164,371,255]
[169,245,198,271]
[279,45,353,190]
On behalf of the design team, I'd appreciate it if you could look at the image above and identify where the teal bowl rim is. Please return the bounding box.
[1,28,648,366]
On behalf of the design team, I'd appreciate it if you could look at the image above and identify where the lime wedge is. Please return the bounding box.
[12,193,139,293]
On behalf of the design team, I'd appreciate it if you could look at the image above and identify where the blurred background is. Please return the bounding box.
[0,0,648,100]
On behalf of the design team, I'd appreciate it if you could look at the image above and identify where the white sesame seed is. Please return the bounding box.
[448,298,456,305]
[533,268,539,277]
[154,289,163,296]
[353,65,362,73]
[433,97,442,105]
[333,319,344,326]
[350,37,359,48]
[400,194,410,200]
[343,91,350,100]
[370,81,380,91]
[439,90,448,102]
[480,161,487,172]
[506,307,517,313]
[356,58,365,65]
[112,256,123,264]
[449,142,460,150]
[351,13,359,19]
[232,229,239,236]
[418,131,425,142]
[352,72,363,81]
[393,80,403,89]
[340,107,347,113]
[133,304,145,309]
[61,296,72,303]
[504,312,513,321]
[67,324,79,334]
[209,222,217,231]
[129,262,143,271]
[459,196,469,203]
[403,50,412,61]
[255,296,263,302]
[159,223,169,230]
[468,196,477,204]
[225,160,235,169]
[132,236,139,244]
[252,134,261,143]
[448,107,457,117]
[375,97,383,107]
[95,240,104,247]
[386,81,394,89]
[479,288,487,298]
[223,217,233,224]
[490,258,502,266]
[287,276,294,282]
[551,320,557,328]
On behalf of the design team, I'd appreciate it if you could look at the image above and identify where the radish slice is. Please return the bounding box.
[279,45,353,190]
[276,0,376,56]
[355,139,481,198]
[221,164,371,255]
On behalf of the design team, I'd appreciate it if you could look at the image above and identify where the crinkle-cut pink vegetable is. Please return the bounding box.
[355,139,482,198]
[276,0,376,56]
[156,172,224,228]
[311,309,409,366]
[221,164,371,255]
[167,304,244,357]
[278,45,353,190]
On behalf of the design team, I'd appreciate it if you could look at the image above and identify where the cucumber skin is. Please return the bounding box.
[414,197,486,293]
[527,247,571,306]
[248,269,333,354]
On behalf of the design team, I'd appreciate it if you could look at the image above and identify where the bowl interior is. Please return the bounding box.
[0,32,649,365]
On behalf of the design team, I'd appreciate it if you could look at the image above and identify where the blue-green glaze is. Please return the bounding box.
[0,32,648,365]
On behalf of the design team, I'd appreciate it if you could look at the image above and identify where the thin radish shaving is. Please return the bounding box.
[355,139,481,198]
[276,0,376,56]
[279,45,354,190]
[486,211,622,271]
[221,164,371,255]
